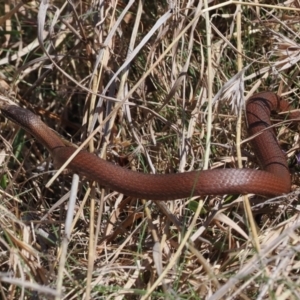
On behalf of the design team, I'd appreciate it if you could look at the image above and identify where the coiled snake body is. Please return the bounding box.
[1,92,298,200]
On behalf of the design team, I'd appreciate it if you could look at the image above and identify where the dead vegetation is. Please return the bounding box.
[0,0,300,299]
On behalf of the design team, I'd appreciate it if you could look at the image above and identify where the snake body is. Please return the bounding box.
[1,92,297,200]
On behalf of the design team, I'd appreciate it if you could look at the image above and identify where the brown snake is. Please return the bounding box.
[1,92,299,200]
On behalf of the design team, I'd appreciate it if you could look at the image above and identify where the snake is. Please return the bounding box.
[1,91,298,200]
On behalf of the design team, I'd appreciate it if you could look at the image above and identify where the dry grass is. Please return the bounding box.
[1,0,300,299]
